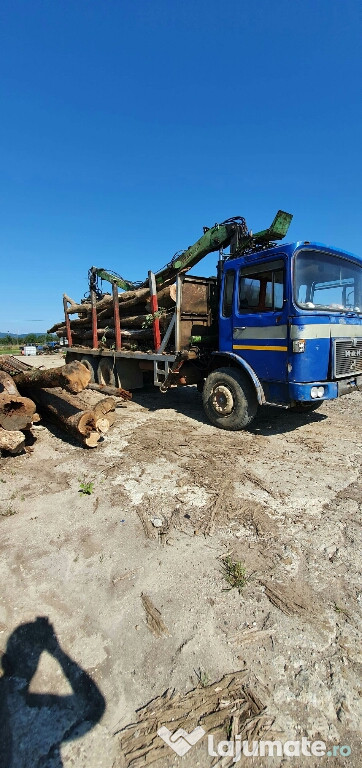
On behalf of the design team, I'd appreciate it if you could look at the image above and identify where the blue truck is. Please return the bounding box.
[61,211,362,430]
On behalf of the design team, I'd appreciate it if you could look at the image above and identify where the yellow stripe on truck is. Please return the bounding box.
[232,344,288,352]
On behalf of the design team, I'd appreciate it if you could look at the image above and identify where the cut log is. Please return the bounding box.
[0,393,36,431]
[93,396,116,432]
[0,371,40,429]
[69,312,153,330]
[27,387,101,447]
[103,410,115,428]
[0,370,20,396]
[84,432,102,448]
[61,294,113,317]
[51,284,173,320]
[87,383,132,399]
[13,361,91,394]
[93,396,115,419]
[0,428,26,454]
[95,417,110,434]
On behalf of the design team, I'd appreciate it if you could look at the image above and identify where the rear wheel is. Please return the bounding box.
[202,367,258,430]
[97,358,116,387]
[80,355,97,383]
[289,401,323,413]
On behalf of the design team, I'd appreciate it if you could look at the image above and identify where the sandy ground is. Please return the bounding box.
[0,353,361,768]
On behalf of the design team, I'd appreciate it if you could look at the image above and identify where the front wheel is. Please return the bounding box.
[289,401,323,413]
[202,367,258,430]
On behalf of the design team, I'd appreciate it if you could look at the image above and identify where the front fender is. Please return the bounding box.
[210,352,265,405]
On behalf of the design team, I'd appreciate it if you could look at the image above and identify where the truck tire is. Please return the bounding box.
[97,358,116,387]
[202,367,258,430]
[289,401,323,413]
[80,355,97,383]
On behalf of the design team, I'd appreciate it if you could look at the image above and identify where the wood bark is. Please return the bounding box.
[145,284,176,311]
[0,394,36,431]
[51,284,174,320]
[0,428,26,454]
[0,370,20,396]
[71,328,153,340]
[87,383,132,399]
[13,361,91,394]
[0,370,39,430]
[27,387,102,447]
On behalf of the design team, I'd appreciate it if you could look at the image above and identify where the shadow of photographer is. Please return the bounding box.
[0,617,106,767]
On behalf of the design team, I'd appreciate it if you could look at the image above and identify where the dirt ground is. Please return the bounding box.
[0,353,361,768]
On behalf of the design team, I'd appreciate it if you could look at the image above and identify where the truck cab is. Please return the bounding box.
[202,241,362,429]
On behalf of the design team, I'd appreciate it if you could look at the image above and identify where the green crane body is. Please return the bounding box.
[91,210,292,292]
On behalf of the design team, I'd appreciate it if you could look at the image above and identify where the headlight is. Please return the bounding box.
[311,386,325,398]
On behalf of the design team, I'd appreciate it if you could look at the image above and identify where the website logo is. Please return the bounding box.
[157,726,205,756]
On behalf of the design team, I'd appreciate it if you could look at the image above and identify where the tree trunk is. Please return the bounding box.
[145,284,176,311]
[27,387,102,447]
[0,428,26,454]
[0,370,20,396]
[46,320,66,333]
[13,361,91,394]
[71,328,153,340]
[0,394,36,431]
[0,370,39,429]
[56,284,173,319]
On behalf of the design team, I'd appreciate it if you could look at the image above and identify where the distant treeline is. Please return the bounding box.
[0,333,57,346]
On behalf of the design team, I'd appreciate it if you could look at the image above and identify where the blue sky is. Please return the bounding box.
[1,0,361,333]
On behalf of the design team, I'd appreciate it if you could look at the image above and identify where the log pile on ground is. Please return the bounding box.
[47,283,177,349]
[0,356,130,454]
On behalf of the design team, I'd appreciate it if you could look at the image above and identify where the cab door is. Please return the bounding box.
[230,258,289,382]
[219,267,236,351]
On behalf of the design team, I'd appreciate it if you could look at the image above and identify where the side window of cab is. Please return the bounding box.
[238,260,284,313]
[222,270,235,317]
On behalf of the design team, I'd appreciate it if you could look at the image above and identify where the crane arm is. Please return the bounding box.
[90,210,292,293]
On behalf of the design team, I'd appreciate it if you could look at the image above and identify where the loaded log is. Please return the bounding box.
[47,286,176,333]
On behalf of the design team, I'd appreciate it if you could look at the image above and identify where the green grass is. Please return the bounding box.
[0,346,21,355]
[221,555,248,594]
[78,480,94,496]
[194,668,210,687]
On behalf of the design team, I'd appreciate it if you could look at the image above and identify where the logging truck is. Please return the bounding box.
[49,211,362,430]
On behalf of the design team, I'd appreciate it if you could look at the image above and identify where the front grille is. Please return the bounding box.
[334,338,362,378]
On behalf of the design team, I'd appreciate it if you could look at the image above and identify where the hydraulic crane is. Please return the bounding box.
[89,210,293,295]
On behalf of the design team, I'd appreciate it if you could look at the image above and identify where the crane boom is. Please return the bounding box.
[90,210,292,293]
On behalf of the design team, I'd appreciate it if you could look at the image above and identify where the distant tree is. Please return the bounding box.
[0,335,16,346]
[24,334,38,344]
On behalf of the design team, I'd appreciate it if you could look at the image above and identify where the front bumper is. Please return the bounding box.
[337,374,362,396]
[289,375,362,402]
[289,382,336,402]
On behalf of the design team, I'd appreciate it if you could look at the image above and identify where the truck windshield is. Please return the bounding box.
[294,249,362,314]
